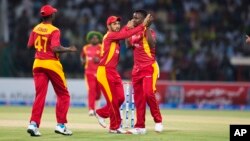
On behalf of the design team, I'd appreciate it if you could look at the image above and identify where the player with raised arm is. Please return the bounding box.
[94,14,152,134]
[126,10,163,134]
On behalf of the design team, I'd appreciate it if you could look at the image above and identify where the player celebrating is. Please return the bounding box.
[94,14,152,134]
[126,10,163,134]
[81,31,103,116]
[27,4,77,136]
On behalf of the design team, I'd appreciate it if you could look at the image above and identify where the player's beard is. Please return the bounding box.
[111,26,120,32]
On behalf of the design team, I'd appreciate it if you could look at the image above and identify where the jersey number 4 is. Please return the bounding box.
[35,35,48,52]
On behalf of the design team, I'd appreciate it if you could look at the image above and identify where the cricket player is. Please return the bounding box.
[126,9,163,134]
[81,31,103,116]
[94,14,152,134]
[27,4,77,136]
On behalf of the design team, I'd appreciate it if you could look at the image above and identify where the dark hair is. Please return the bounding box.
[42,15,53,21]
[134,9,147,18]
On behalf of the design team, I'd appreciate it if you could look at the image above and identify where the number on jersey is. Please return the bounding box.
[35,35,48,52]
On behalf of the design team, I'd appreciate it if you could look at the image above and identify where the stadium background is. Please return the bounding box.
[1,0,250,109]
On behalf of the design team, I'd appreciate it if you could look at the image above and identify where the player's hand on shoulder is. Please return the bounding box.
[126,19,135,29]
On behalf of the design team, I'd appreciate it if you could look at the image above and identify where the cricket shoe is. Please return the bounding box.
[128,128,146,135]
[27,124,41,137]
[55,124,73,136]
[94,112,107,128]
[155,122,163,133]
[88,110,95,116]
[109,128,131,134]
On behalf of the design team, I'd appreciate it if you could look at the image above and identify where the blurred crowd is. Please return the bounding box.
[1,0,250,81]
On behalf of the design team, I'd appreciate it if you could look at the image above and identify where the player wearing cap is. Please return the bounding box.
[81,31,103,116]
[94,14,152,134]
[27,4,77,136]
[126,9,163,134]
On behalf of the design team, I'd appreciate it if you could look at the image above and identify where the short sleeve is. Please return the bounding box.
[27,31,35,47]
[81,46,86,58]
[50,30,61,49]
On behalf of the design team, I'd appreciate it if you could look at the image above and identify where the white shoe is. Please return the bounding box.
[27,124,41,136]
[88,110,95,116]
[155,123,163,132]
[95,112,107,128]
[128,128,146,135]
[109,128,130,134]
[55,124,73,136]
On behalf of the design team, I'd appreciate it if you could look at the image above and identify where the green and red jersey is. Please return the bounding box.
[81,44,101,74]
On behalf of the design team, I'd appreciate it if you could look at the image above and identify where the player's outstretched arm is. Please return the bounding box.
[107,24,144,40]
[53,45,77,53]
[107,14,152,40]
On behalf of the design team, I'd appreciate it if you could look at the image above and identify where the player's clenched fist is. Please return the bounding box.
[143,14,153,27]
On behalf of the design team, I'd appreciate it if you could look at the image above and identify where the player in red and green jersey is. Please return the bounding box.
[126,10,163,134]
[81,31,103,116]
[94,14,152,134]
[26,4,77,137]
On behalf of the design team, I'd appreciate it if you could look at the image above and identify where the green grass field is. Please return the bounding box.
[0,106,250,141]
